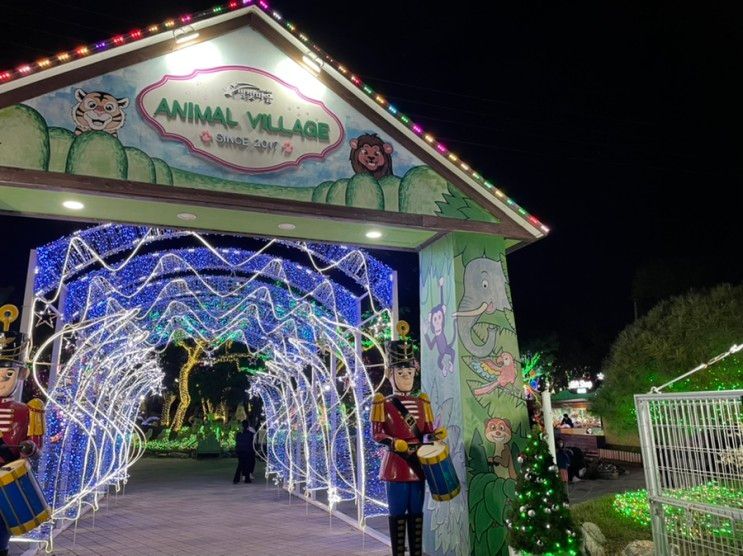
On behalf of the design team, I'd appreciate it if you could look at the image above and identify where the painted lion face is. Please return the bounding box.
[356,143,387,173]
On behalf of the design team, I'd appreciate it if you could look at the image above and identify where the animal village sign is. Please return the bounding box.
[137,66,344,173]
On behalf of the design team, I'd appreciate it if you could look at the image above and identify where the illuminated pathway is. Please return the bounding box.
[17,458,388,556]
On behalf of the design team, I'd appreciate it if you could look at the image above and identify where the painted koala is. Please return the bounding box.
[72,89,129,136]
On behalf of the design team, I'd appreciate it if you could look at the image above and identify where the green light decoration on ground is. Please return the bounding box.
[141,422,240,454]
[506,431,581,555]
[614,483,743,540]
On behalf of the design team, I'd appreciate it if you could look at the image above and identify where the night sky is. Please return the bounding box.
[1,1,741,368]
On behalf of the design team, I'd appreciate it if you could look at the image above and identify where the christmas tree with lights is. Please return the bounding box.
[506,431,581,555]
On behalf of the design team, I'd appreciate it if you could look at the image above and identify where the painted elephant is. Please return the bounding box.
[453,257,511,358]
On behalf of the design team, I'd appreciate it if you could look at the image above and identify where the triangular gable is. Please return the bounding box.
[0,2,548,249]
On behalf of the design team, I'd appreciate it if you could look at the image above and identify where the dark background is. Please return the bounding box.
[1,1,741,370]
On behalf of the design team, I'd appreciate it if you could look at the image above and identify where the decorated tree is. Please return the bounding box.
[506,431,581,555]
[171,339,206,431]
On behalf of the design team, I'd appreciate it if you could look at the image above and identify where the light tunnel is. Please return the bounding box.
[23,224,397,546]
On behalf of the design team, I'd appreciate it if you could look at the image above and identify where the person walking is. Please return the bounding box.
[233,420,256,484]
[556,438,571,485]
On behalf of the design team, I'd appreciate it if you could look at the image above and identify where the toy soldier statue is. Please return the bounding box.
[0,305,45,556]
[370,323,447,556]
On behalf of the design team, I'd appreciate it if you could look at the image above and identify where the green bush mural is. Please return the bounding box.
[311,180,333,203]
[48,127,75,173]
[467,428,520,555]
[379,175,401,211]
[66,131,127,179]
[152,158,173,186]
[170,167,313,201]
[325,178,349,205]
[400,166,448,214]
[0,103,499,223]
[437,185,499,223]
[0,104,49,171]
[346,173,384,210]
[125,147,156,183]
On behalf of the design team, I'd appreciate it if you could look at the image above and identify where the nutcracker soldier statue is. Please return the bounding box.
[371,322,448,556]
[0,305,45,556]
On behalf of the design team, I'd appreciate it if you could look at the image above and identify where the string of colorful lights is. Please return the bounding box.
[22,224,393,548]
[0,1,549,235]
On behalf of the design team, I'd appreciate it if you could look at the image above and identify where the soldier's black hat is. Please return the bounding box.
[385,339,418,371]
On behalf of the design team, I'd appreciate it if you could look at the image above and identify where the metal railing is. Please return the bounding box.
[635,390,743,555]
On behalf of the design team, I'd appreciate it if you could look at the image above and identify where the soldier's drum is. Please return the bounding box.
[0,459,50,536]
[417,441,461,502]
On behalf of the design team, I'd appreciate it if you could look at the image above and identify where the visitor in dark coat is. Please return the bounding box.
[560,413,574,428]
[233,420,256,484]
[567,446,585,482]
[556,438,571,484]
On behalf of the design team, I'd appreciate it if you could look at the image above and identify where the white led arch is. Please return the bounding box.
[22,226,395,548]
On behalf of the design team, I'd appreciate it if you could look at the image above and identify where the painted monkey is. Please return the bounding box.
[424,277,456,376]
[349,133,394,179]
[485,417,517,479]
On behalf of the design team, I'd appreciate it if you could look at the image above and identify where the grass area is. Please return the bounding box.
[571,494,652,554]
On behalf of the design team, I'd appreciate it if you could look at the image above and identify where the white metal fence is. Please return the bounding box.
[635,390,743,555]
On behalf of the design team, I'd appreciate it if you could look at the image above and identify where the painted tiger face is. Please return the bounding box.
[73,89,129,136]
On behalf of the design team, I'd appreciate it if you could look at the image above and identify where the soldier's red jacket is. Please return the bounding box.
[370,392,435,482]
[0,397,44,464]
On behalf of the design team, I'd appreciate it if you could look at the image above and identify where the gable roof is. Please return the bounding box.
[0,0,549,246]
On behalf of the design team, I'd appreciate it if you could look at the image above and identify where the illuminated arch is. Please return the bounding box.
[27,225,394,547]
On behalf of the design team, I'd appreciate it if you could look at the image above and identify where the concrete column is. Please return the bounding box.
[419,232,530,556]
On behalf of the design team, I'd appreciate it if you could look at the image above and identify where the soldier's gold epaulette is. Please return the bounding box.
[419,392,435,424]
[371,393,386,423]
[27,398,45,436]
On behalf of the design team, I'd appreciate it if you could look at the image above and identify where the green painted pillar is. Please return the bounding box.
[420,232,530,556]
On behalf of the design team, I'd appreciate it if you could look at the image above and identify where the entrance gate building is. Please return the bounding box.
[0,4,548,555]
